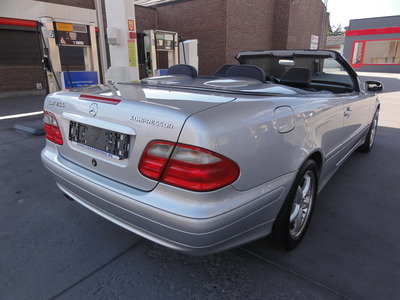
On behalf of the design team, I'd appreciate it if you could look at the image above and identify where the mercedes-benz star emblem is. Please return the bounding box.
[89,103,98,117]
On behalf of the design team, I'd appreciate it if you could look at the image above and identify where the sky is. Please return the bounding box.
[327,0,400,28]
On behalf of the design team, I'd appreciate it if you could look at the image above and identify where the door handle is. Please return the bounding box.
[344,107,352,117]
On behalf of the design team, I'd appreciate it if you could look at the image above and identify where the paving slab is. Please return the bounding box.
[14,118,45,135]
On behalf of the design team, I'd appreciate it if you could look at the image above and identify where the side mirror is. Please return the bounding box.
[365,80,384,93]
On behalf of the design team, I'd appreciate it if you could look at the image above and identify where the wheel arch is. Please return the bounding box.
[306,151,323,180]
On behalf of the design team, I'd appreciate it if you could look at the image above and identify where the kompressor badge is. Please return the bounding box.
[130,115,174,129]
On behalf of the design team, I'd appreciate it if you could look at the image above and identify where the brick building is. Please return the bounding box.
[139,0,327,75]
[0,0,328,93]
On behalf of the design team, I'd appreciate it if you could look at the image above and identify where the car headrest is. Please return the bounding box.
[280,67,311,88]
[166,64,198,77]
[225,65,267,83]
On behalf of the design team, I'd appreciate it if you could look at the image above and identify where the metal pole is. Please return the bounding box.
[94,0,109,83]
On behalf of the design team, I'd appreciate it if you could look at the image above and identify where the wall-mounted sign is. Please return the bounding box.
[310,35,319,50]
[128,19,135,32]
[55,22,90,46]
[61,71,98,89]
[128,39,137,67]
[129,32,136,39]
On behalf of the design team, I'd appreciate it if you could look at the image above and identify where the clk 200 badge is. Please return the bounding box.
[48,99,65,108]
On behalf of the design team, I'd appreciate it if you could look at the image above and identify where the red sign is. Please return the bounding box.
[129,32,136,39]
[128,20,135,32]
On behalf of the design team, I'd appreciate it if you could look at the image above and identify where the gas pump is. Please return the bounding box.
[143,30,179,77]
[38,16,100,93]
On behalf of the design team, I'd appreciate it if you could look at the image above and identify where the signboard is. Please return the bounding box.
[61,71,99,89]
[310,35,319,50]
[127,19,138,68]
[128,20,135,32]
[55,22,90,46]
[128,39,137,67]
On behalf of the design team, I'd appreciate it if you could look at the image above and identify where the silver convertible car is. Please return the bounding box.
[41,50,383,255]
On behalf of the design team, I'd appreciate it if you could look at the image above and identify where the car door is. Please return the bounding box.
[308,92,344,182]
[318,58,372,161]
[341,91,371,151]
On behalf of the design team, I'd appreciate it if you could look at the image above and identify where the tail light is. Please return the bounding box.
[139,141,240,192]
[43,111,63,145]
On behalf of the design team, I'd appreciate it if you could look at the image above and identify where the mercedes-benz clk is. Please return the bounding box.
[41,50,383,255]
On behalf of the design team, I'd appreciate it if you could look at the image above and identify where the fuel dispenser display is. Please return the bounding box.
[54,22,90,46]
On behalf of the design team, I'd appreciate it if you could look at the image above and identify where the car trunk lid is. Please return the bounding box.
[44,83,235,191]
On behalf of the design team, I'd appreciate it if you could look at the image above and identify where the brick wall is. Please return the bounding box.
[271,0,290,49]
[226,0,275,64]
[0,65,46,92]
[286,0,326,49]
[135,5,157,33]
[156,0,228,75]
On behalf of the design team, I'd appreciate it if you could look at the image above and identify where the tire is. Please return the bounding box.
[358,108,379,153]
[272,159,318,250]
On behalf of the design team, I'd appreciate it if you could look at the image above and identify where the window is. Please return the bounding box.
[363,39,400,64]
[352,42,363,64]
[311,58,354,93]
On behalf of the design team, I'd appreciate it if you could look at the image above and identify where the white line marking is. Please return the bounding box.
[0,111,43,120]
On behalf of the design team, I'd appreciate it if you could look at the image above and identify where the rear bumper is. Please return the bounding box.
[41,146,295,255]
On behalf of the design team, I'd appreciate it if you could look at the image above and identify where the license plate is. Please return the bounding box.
[69,121,130,160]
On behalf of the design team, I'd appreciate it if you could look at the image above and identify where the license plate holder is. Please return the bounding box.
[69,121,130,160]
